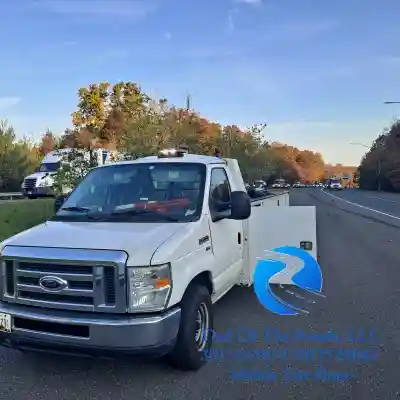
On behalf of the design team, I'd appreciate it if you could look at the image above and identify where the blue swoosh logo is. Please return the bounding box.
[273,246,322,293]
[253,259,299,315]
[253,246,323,315]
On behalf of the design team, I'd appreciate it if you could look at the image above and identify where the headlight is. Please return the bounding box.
[127,263,172,312]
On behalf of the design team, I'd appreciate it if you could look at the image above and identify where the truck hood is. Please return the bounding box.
[2,221,189,265]
[24,172,47,180]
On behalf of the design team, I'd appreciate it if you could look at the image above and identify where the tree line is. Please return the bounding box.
[0,81,326,193]
[358,119,400,192]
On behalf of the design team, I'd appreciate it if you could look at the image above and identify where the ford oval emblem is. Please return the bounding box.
[39,276,68,292]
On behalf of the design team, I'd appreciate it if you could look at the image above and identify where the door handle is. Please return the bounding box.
[238,232,241,244]
[253,203,261,207]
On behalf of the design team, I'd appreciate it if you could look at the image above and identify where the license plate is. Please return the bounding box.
[0,313,11,333]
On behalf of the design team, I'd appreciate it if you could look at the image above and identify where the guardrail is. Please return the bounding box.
[0,192,24,200]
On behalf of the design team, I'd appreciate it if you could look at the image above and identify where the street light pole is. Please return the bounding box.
[349,141,382,191]
[377,157,382,191]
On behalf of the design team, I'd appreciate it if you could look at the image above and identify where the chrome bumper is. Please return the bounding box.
[22,187,53,196]
[0,302,181,357]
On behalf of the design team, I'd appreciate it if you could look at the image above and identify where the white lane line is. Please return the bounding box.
[321,189,400,221]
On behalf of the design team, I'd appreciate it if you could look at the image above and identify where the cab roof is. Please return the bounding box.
[103,154,227,167]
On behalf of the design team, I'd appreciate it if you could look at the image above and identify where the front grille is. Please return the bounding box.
[1,247,127,313]
[14,261,97,308]
[24,178,37,189]
[5,260,15,296]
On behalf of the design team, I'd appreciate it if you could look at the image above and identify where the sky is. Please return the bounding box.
[1,0,400,166]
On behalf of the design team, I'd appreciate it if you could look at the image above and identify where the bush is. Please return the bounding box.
[0,199,55,242]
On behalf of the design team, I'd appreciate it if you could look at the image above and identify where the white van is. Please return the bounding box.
[21,149,121,198]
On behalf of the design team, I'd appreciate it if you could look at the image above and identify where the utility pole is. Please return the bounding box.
[185,93,191,111]
[377,157,382,191]
[185,92,195,153]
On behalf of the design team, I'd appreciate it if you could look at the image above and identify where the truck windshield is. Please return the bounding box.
[330,179,340,184]
[54,162,207,223]
[39,162,61,172]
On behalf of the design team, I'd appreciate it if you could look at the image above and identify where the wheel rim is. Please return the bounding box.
[195,302,209,352]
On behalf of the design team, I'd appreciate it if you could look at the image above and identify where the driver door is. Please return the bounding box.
[208,167,243,296]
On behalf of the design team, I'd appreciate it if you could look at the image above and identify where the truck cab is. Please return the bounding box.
[21,149,120,198]
[328,177,343,190]
[1,149,317,370]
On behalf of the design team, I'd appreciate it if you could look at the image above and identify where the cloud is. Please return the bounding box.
[234,0,262,6]
[31,0,157,18]
[0,97,20,109]
[261,19,338,43]
[227,8,238,32]
[62,40,78,46]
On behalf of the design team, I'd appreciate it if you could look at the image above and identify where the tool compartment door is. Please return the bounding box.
[239,204,317,285]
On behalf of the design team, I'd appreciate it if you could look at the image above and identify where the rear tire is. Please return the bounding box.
[167,284,213,371]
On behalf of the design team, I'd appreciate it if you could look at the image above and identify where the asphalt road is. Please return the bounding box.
[1,188,400,399]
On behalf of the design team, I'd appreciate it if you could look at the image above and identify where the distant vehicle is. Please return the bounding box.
[328,178,343,190]
[21,149,122,199]
[271,178,286,188]
[251,180,268,196]
[293,182,307,188]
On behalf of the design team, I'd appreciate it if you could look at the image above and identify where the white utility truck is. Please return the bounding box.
[21,148,121,198]
[0,149,317,370]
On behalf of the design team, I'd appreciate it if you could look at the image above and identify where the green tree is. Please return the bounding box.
[0,120,39,191]
[358,121,400,191]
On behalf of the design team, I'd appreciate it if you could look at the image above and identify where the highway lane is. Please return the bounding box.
[0,189,399,399]
[321,188,400,219]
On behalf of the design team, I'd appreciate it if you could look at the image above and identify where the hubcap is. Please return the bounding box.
[195,302,209,351]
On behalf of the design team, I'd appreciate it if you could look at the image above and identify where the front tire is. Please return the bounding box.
[167,284,213,371]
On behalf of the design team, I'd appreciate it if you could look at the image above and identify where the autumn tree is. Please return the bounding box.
[49,80,329,193]
[39,129,57,156]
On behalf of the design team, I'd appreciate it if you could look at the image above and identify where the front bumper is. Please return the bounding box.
[22,186,53,197]
[0,302,181,357]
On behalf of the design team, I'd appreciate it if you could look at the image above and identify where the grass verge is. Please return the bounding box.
[0,199,55,242]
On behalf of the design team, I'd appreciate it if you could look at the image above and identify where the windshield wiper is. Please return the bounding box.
[60,206,92,213]
[109,209,182,222]
[57,206,104,220]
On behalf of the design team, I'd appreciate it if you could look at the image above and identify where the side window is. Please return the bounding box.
[209,168,231,212]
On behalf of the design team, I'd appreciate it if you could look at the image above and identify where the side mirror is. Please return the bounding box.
[229,191,251,220]
[54,194,67,213]
[247,187,256,198]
